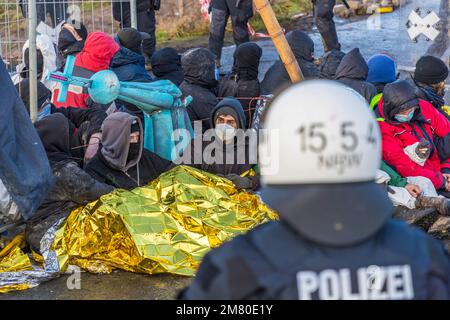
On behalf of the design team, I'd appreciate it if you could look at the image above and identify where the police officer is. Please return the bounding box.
[180,80,450,300]
[312,0,341,52]
[208,0,254,67]
[20,0,68,28]
[113,0,161,62]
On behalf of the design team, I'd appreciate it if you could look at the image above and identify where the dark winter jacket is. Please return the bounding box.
[181,218,450,299]
[218,42,262,127]
[182,98,258,189]
[180,48,219,132]
[85,112,172,189]
[52,32,120,109]
[27,114,113,253]
[261,31,320,95]
[413,81,449,119]
[0,58,52,220]
[377,81,450,189]
[151,47,184,86]
[319,49,345,79]
[181,180,450,300]
[335,48,377,103]
[110,38,153,82]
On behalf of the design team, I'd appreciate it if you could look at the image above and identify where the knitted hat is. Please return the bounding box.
[367,54,397,85]
[414,56,449,84]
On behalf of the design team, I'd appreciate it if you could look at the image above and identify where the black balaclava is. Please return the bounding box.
[232,42,262,81]
[127,121,141,164]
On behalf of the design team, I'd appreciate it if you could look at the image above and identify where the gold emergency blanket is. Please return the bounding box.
[0,235,33,293]
[53,166,277,276]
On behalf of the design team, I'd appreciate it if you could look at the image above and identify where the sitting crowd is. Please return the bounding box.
[11,20,450,251]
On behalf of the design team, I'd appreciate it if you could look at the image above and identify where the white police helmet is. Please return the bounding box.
[259,80,381,185]
[259,80,393,246]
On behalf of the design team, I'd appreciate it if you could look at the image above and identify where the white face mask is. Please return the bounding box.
[215,123,236,144]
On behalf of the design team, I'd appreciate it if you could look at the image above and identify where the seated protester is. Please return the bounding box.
[218,42,262,128]
[16,79,107,163]
[367,54,397,110]
[318,49,345,79]
[377,80,450,197]
[27,114,113,253]
[15,47,44,83]
[52,32,120,109]
[181,97,258,190]
[111,28,154,123]
[413,55,449,118]
[335,48,377,103]
[12,34,57,91]
[180,48,219,132]
[377,161,450,215]
[111,27,153,82]
[261,30,320,95]
[56,21,88,71]
[85,112,172,190]
[151,47,184,86]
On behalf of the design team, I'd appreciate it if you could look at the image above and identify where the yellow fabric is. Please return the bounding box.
[53,166,277,276]
[0,243,33,293]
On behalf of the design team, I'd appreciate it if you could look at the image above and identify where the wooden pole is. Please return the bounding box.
[253,0,304,83]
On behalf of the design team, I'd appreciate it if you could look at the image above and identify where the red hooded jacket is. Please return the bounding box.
[52,32,119,109]
[378,92,450,189]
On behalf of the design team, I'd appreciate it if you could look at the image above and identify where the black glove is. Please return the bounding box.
[222,173,254,190]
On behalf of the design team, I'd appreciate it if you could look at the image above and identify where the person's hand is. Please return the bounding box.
[405,184,421,198]
[84,133,102,162]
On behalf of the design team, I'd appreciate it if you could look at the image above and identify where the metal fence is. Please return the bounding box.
[0,0,139,119]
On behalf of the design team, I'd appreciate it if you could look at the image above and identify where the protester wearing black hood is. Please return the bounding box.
[85,112,172,190]
[15,79,107,163]
[180,48,219,132]
[335,48,377,103]
[318,49,345,79]
[150,47,184,86]
[27,114,113,253]
[56,21,88,71]
[218,42,262,127]
[261,30,320,95]
[181,97,258,190]
[413,55,449,118]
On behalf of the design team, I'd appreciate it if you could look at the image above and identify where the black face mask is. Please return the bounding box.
[127,142,140,164]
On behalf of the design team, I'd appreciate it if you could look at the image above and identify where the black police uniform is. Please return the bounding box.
[113,0,160,60]
[180,183,450,299]
[312,0,341,52]
[20,0,68,28]
[208,0,253,62]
